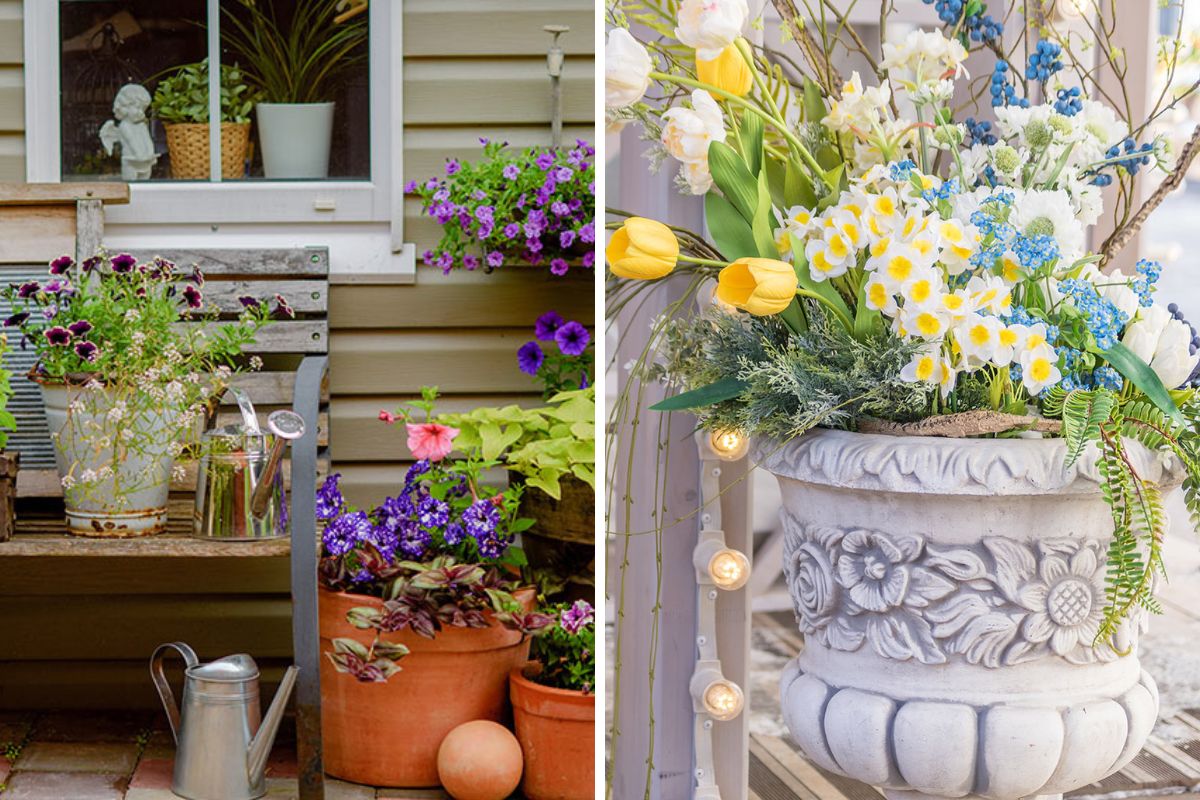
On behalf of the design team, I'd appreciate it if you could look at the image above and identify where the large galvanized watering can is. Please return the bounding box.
[151,642,298,800]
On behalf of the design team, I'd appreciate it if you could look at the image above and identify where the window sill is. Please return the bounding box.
[103,181,390,225]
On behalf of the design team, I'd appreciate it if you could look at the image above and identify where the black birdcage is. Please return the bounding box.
[61,22,142,179]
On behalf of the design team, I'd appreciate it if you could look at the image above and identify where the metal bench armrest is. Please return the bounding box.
[290,354,328,800]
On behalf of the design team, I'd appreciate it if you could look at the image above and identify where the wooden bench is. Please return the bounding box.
[0,184,330,799]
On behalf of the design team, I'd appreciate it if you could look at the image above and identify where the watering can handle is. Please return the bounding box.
[150,642,199,745]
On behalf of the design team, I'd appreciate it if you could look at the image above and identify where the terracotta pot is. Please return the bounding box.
[319,586,534,787]
[509,666,594,800]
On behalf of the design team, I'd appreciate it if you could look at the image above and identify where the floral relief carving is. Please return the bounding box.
[782,511,1140,667]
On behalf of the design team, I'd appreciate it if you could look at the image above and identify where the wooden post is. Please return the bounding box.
[609,125,704,800]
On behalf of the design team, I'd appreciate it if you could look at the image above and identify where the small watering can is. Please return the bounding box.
[193,387,305,541]
[151,642,298,800]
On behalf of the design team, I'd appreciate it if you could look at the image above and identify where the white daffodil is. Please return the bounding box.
[823,72,890,135]
[605,29,653,108]
[955,312,1005,365]
[903,304,951,340]
[934,289,973,323]
[900,345,945,385]
[900,267,942,309]
[872,246,921,292]
[781,204,818,237]
[994,323,1023,363]
[804,237,850,281]
[864,274,899,316]
[675,0,749,60]
[965,274,1012,315]
[934,218,979,275]
[1020,343,1063,394]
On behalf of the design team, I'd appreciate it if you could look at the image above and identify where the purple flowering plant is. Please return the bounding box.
[521,599,596,693]
[412,138,596,275]
[319,392,541,683]
[519,311,593,398]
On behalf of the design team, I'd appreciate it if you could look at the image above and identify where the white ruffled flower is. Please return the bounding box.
[605,28,653,109]
[661,90,727,195]
[1010,189,1086,262]
[1125,304,1200,387]
[1121,304,1171,362]
[674,0,748,60]
[823,72,890,135]
[1077,100,1126,151]
[881,28,969,83]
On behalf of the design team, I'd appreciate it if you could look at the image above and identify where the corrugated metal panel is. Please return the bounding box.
[0,267,57,469]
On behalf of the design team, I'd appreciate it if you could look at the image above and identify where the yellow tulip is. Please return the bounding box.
[606,217,679,280]
[696,45,753,99]
[716,258,798,316]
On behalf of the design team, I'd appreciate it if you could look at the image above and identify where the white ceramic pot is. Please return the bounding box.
[41,381,179,537]
[255,102,335,179]
[761,429,1180,800]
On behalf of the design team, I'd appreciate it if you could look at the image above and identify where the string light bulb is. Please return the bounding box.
[692,671,744,721]
[708,429,748,461]
[708,547,750,590]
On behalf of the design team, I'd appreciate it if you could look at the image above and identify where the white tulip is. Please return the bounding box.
[1121,304,1171,363]
[605,28,653,109]
[1150,318,1199,388]
[675,0,748,61]
[661,89,727,165]
[680,160,714,194]
[1102,283,1140,321]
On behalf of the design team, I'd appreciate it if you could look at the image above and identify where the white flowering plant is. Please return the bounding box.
[606,0,1200,643]
[2,253,283,499]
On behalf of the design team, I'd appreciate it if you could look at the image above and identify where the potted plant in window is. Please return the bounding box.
[411,139,597,275]
[221,0,368,178]
[509,599,596,800]
[318,389,538,787]
[151,60,258,180]
[2,253,279,537]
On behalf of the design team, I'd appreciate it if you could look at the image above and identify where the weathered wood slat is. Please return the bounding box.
[0,595,294,659]
[0,205,75,263]
[200,279,328,315]
[17,455,330,498]
[0,183,129,205]
[128,248,329,279]
[0,552,291,595]
[226,370,330,405]
[404,1,594,57]
[186,320,328,354]
[0,531,291,558]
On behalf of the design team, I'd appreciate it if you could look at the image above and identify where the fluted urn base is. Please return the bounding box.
[760,429,1179,800]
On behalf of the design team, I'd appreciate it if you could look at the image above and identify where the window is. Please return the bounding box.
[23,0,409,273]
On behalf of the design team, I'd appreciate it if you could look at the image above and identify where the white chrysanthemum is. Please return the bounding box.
[1011,189,1086,262]
[1077,100,1126,150]
[881,28,968,81]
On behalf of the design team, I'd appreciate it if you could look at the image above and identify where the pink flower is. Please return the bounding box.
[406,423,459,462]
[378,410,398,424]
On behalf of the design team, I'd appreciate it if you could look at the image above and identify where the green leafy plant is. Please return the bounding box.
[435,388,596,499]
[221,0,368,104]
[522,599,596,693]
[151,60,259,124]
[0,334,16,448]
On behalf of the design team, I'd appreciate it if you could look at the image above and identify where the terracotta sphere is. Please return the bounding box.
[437,720,524,800]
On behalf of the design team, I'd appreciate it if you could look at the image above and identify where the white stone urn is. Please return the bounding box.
[760,428,1182,800]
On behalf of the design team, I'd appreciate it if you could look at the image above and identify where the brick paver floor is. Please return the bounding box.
[0,711,452,799]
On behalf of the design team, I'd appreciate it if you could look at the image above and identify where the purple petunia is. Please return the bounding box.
[445,158,461,175]
[322,510,373,558]
[74,341,98,362]
[503,164,521,180]
[582,251,596,269]
[3,312,28,328]
[551,201,570,216]
[81,256,102,273]
[44,326,71,346]
[404,180,419,193]
[183,285,203,310]
[560,230,577,248]
[535,152,556,170]
[67,320,93,337]
[316,474,346,521]
[555,321,590,356]
[534,311,564,341]
[561,599,594,634]
[579,222,596,244]
[238,296,261,309]
[274,294,295,319]
[463,254,480,271]
[550,258,569,276]
[486,251,504,269]
[49,256,73,275]
[554,167,573,182]
[503,223,521,239]
[110,253,136,273]
[16,281,40,299]
[517,341,545,376]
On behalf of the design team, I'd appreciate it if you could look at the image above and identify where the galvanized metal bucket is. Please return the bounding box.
[40,380,176,537]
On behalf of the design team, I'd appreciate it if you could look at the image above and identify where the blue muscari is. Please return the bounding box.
[965,117,997,146]
[921,0,1002,42]
[990,60,1028,108]
[1026,40,1063,82]
[1054,87,1082,116]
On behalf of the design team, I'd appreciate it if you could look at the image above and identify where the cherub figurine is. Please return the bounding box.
[99,83,158,180]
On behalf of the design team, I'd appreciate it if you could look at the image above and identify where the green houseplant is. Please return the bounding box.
[221,0,368,178]
[151,60,258,179]
[432,388,596,598]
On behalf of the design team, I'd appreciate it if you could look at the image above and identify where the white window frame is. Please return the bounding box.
[22,0,413,279]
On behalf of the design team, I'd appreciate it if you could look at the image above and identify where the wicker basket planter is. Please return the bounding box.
[164,122,251,180]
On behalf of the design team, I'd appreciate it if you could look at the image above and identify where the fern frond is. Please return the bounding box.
[1061,389,1116,467]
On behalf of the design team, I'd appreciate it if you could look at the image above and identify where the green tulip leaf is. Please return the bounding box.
[708,140,759,224]
[649,376,748,411]
[1101,342,1187,426]
[739,112,764,177]
[705,192,758,260]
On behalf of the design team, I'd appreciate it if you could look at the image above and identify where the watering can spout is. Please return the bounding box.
[248,665,298,784]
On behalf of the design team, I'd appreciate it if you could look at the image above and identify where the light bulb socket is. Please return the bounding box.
[697,429,748,461]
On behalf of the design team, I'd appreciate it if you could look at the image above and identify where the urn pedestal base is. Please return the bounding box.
[762,429,1177,800]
